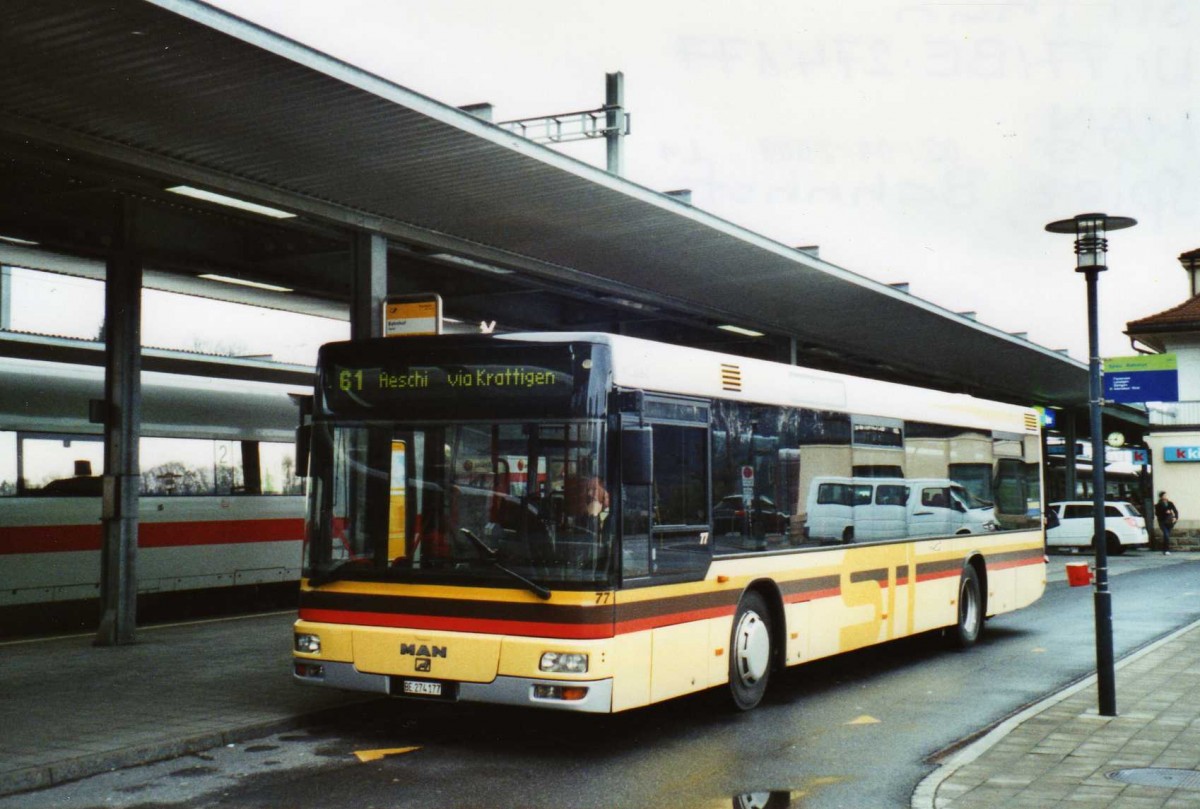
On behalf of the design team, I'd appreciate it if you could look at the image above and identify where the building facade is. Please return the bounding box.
[1125,252,1200,546]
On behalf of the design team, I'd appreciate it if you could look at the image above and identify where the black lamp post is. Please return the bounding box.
[1045,212,1136,718]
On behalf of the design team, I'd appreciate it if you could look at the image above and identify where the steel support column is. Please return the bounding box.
[1063,411,1078,499]
[95,198,142,647]
[605,72,625,176]
[351,231,386,340]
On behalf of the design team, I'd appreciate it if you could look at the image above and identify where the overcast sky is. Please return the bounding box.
[211,0,1199,363]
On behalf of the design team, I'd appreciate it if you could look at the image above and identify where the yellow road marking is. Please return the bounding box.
[846,715,881,725]
[354,746,421,762]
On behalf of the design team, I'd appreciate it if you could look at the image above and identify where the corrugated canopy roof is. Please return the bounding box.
[0,0,1106,411]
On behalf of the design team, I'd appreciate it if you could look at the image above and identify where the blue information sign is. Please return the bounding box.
[1103,354,1178,404]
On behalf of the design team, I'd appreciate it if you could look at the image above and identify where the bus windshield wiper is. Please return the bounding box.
[459,528,552,601]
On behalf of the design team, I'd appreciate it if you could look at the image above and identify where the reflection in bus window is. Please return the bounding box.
[0,431,15,495]
[652,424,707,526]
[312,419,610,585]
[950,463,993,506]
[19,435,103,495]
[921,487,950,509]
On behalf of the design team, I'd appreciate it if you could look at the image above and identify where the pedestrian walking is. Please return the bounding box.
[1154,491,1179,555]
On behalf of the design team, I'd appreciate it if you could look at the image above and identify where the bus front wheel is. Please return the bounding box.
[951,566,983,648]
[728,591,773,710]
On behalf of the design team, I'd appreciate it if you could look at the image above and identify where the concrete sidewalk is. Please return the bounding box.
[0,612,367,797]
[914,617,1200,808]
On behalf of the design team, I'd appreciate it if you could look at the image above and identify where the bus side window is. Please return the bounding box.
[647,422,709,578]
[652,424,707,526]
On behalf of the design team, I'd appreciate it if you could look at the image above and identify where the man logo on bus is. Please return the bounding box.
[401,643,447,659]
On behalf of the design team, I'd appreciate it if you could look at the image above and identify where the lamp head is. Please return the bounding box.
[1045,213,1136,272]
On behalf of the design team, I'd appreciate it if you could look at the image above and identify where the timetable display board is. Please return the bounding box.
[384,295,441,337]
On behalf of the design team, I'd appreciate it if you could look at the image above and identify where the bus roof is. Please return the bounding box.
[500,331,1038,435]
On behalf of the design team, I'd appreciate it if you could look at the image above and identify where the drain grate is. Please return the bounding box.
[1108,768,1200,790]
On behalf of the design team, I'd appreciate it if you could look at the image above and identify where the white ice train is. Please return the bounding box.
[0,351,308,635]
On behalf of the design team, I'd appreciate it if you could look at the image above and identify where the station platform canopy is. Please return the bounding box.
[0,0,1131,421]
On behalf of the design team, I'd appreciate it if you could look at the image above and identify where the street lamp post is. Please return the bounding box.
[1045,212,1137,718]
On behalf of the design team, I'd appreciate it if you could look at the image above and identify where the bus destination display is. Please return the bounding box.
[319,347,583,418]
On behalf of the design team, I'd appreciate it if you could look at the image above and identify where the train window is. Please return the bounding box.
[0,431,15,495]
[138,437,246,496]
[19,435,104,496]
[141,437,221,495]
[260,442,304,495]
[215,440,245,495]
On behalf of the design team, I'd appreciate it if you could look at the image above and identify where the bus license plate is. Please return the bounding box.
[402,680,443,697]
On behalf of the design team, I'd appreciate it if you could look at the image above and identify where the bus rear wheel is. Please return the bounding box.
[728,591,773,710]
[951,566,983,648]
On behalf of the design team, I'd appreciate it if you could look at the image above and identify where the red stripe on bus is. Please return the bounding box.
[0,519,303,555]
[301,602,746,639]
[298,608,615,640]
[915,569,961,583]
[614,604,733,634]
[783,586,841,603]
[986,557,1043,572]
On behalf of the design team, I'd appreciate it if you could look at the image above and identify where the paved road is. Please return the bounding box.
[8,551,1197,809]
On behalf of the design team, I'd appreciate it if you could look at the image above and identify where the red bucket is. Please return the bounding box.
[1065,562,1092,587]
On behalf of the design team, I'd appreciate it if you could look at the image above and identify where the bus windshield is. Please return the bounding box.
[304,419,611,592]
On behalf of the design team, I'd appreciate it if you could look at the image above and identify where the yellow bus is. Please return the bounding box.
[292,332,1046,712]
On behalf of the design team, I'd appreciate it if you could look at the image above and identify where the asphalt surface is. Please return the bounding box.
[2,551,1199,808]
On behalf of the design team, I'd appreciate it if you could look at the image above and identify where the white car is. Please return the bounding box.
[1045,501,1149,554]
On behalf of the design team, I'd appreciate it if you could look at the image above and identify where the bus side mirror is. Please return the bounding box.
[622,426,653,486]
[289,393,314,477]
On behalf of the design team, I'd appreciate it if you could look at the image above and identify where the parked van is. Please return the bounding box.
[804,476,998,543]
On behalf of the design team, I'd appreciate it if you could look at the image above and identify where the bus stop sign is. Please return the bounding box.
[1103,354,1178,404]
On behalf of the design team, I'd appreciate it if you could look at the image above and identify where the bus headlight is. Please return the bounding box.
[294,633,322,654]
[539,651,588,673]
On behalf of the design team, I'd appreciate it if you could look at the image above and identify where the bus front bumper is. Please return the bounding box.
[294,659,614,713]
